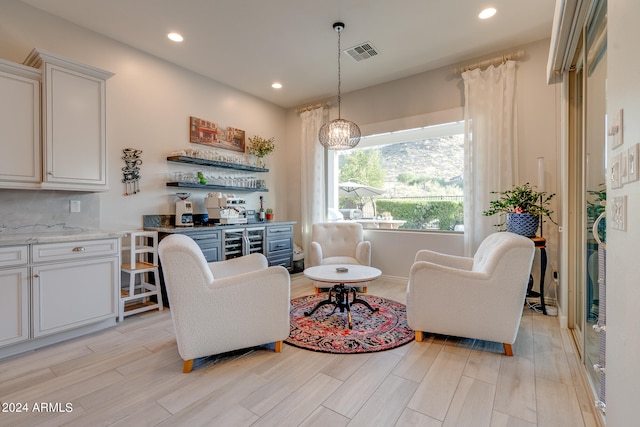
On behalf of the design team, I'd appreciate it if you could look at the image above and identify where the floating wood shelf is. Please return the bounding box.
[167,156,269,172]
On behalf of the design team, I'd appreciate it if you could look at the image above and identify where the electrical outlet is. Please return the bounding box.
[70,200,81,213]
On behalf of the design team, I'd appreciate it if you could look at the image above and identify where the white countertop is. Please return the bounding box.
[0,230,125,246]
[145,221,296,234]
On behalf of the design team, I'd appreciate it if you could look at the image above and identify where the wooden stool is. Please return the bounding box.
[119,231,163,321]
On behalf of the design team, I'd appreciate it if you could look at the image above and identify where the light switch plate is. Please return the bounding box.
[621,149,629,184]
[611,195,627,231]
[611,153,622,189]
[628,143,639,183]
[608,108,624,149]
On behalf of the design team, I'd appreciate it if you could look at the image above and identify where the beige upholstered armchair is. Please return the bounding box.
[158,234,291,373]
[406,232,535,356]
[308,222,371,292]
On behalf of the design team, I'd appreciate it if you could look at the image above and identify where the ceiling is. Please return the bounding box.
[20,0,556,109]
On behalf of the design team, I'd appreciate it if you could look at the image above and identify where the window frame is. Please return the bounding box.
[327,107,465,232]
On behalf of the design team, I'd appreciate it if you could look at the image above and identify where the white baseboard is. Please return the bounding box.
[378,274,408,285]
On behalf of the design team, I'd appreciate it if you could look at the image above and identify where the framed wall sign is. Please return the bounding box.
[189,116,245,153]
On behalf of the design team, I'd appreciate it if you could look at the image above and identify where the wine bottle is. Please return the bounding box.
[258,196,265,221]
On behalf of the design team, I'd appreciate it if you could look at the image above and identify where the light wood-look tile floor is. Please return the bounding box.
[0,275,598,427]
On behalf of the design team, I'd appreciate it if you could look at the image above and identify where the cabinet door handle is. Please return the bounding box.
[33,274,40,278]
[48,171,54,176]
[72,247,86,252]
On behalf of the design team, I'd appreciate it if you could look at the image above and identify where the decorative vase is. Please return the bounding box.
[506,213,539,237]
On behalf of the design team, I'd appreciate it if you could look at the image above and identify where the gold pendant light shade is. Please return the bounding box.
[318,22,361,150]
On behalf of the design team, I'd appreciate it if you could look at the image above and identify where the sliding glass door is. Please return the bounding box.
[568,0,607,415]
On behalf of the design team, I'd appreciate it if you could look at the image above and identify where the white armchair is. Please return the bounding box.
[158,234,291,372]
[309,222,371,292]
[406,232,535,356]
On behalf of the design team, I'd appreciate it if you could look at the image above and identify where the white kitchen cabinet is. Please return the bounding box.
[24,49,114,191]
[0,59,41,189]
[31,239,119,337]
[0,237,121,359]
[0,246,29,348]
[33,256,119,337]
[0,268,29,347]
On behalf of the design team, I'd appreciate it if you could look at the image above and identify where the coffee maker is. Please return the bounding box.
[205,193,248,224]
[175,193,194,227]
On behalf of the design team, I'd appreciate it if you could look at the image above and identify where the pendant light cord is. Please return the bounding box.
[317,22,361,150]
[336,25,342,119]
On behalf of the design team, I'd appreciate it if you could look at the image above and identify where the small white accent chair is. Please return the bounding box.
[406,232,535,356]
[308,222,371,292]
[158,234,291,373]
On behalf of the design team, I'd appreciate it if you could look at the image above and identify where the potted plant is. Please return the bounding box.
[246,135,275,168]
[265,208,274,221]
[483,183,556,237]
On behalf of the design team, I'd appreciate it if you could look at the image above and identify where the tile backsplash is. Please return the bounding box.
[0,189,100,234]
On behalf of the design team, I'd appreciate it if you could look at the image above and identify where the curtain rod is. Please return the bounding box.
[450,50,525,75]
[296,102,329,115]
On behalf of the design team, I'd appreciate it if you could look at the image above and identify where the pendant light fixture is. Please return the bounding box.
[318,22,361,150]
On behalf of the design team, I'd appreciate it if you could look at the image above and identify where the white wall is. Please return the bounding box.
[365,230,464,278]
[286,38,559,282]
[0,0,288,232]
[605,0,640,422]
[1,2,559,292]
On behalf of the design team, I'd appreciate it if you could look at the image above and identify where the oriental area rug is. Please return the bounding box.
[285,293,414,354]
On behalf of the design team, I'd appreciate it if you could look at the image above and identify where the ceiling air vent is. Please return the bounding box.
[344,42,379,61]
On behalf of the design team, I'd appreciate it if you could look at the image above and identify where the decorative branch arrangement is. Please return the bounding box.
[122,148,142,196]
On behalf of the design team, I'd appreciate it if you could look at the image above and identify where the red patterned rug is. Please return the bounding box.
[285,293,414,354]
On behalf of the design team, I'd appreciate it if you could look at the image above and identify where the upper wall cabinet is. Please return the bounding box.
[24,49,114,191]
[0,59,41,188]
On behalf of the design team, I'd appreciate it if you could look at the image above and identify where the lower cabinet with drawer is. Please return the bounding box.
[0,245,29,348]
[186,230,222,262]
[154,222,295,308]
[266,223,294,270]
[0,238,120,359]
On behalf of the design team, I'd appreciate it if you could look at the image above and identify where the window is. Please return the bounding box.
[329,120,464,231]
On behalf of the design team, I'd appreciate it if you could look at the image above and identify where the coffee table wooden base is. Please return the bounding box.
[304,283,378,329]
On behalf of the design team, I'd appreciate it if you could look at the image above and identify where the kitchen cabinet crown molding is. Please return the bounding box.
[0,57,40,81]
[23,48,114,81]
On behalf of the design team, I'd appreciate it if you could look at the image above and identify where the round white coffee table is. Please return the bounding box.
[303,265,382,329]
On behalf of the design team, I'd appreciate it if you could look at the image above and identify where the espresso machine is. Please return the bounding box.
[205,193,248,224]
[174,193,194,227]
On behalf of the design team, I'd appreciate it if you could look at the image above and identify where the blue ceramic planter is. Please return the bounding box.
[506,213,539,237]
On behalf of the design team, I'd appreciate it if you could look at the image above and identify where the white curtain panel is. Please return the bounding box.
[462,60,519,256]
[299,107,326,257]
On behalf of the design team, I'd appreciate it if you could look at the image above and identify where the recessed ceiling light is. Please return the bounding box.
[479,7,497,19]
[271,82,283,89]
[167,32,184,42]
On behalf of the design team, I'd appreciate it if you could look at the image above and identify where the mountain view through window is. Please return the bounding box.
[336,123,464,231]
